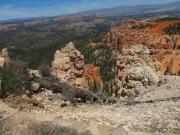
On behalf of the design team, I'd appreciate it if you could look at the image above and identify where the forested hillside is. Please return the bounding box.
[0,16,120,68]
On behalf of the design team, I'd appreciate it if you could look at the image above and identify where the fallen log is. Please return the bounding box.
[32,76,105,104]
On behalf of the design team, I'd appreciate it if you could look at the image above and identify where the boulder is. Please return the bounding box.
[123,66,159,86]
[31,82,41,92]
[158,75,176,86]
[29,70,41,77]
[131,45,150,54]
[134,81,147,95]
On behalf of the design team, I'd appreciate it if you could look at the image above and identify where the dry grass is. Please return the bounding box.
[27,121,78,135]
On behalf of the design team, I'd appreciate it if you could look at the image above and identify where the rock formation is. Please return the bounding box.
[167,54,180,75]
[116,45,160,94]
[160,51,180,75]
[51,42,87,89]
[84,64,103,89]
[100,20,180,97]
[116,45,179,96]
[104,26,172,49]
[51,42,103,90]
[0,48,10,67]
[123,66,159,87]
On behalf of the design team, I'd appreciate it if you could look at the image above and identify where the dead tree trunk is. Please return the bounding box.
[32,76,105,104]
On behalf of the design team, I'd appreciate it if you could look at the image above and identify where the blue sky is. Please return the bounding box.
[0,0,179,20]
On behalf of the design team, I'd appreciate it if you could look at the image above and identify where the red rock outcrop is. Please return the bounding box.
[145,20,180,35]
[84,64,103,89]
[168,56,180,75]
[175,38,180,49]
[104,20,180,77]
[104,26,172,49]
[161,51,180,75]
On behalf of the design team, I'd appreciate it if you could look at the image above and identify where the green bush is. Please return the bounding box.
[163,23,180,35]
[0,60,30,98]
[127,91,134,97]
[157,17,180,22]
[84,43,116,95]
[90,43,116,82]
[89,80,101,94]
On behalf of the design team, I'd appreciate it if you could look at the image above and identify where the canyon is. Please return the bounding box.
[0,17,180,135]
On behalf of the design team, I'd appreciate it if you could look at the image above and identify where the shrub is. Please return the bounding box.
[127,91,134,97]
[91,43,116,82]
[80,130,93,135]
[0,59,30,98]
[157,17,180,22]
[38,64,51,77]
[0,121,8,135]
[163,23,180,35]
[0,121,4,135]
[83,43,116,95]
[89,80,101,94]
[28,122,78,135]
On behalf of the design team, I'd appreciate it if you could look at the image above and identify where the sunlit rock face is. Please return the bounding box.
[51,42,103,90]
[0,48,10,67]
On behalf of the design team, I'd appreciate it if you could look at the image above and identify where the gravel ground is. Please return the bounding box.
[0,78,180,135]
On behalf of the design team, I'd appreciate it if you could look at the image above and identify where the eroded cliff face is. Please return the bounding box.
[102,20,180,96]
[104,20,180,76]
[50,20,180,96]
[104,26,172,49]
[51,42,103,90]
[159,50,180,75]
[114,45,180,97]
